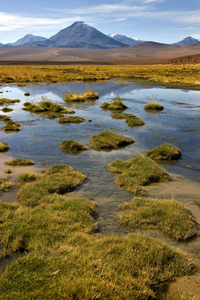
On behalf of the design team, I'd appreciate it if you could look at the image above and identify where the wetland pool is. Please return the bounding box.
[0,79,200,234]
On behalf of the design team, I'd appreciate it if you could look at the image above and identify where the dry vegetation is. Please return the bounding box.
[108,155,172,195]
[90,130,134,151]
[0,64,200,86]
[64,89,99,102]
[119,197,199,241]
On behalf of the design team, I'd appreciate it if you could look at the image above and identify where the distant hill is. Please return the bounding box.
[173,36,199,46]
[166,53,200,64]
[39,21,125,49]
[5,34,47,47]
[108,34,142,45]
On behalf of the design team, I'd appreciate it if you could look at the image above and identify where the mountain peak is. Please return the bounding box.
[173,36,199,46]
[46,22,124,49]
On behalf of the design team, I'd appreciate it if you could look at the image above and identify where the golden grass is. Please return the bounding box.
[64,89,99,102]
[108,155,172,195]
[0,64,200,86]
[119,197,199,241]
[0,142,9,152]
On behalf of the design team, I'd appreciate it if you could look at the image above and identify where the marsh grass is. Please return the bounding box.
[101,97,127,111]
[119,197,199,241]
[111,112,145,126]
[146,143,181,161]
[64,89,99,102]
[58,116,86,124]
[0,65,200,86]
[18,172,39,183]
[1,107,13,113]
[0,115,21,133]
[17,164,87,207]
[0,233,196,300]
[108,155,172,195]
[145,102,164,111]
[60,140,89,154]
[0,178,15,193]
[0,98,20,105]
[5,158,34,166]
[24,92,30,96]
[23,99,75,119]
[90,130,134,151]
[0,142,9,152]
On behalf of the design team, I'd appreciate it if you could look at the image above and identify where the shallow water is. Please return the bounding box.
[0,80,200,234]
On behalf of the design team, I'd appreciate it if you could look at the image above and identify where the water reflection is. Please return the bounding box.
[0,80,200,184]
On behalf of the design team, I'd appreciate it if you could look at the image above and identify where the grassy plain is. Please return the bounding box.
[0,64,200,86]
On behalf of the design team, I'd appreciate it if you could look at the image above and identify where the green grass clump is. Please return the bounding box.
[64,89,99,102]
[58,116,85,124]
[0,142,9,152]
[0,233,196,299]
[5,158,34,166]
[119,197,199,241]
[145,102,164,111]
[90,130,134,151]
[2,120,21,133]
[17,164,87,207]
[146,143,181,161]
[0,178,15,193]
[0,196,97,252]
[60,140,89,154]
[111,112,145,126]
[23,99,75,119]
[101,97,127,111]
[0,98,20,105]
[1,107,13,113]
[18,172,39,183]
[108,155,172,195]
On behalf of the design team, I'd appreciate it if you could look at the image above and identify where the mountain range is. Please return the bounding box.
[0,21,199,50]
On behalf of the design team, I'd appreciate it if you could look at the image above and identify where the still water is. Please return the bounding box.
[0,80,200,233]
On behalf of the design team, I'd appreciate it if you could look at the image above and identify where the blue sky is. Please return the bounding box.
[0,0,199,44]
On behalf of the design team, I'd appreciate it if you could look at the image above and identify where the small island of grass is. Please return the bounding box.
[58,116,86,124]
[0,98,20,105]
[64,89,99,102]
[146,143,181,161]
[1,107,13,113]
[111,112,145,127]
[90,130,134,151]
[0,178,15,193]
[5,158,34,166]
[108,154,171,195]
[100,97,127,111]
[0,142,9,152]
[23,99,75,119]
[60,140,89,154]
[119,197,199,241]
[145,102,164,111]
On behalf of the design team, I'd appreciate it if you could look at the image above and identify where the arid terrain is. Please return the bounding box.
[0,42,200,65]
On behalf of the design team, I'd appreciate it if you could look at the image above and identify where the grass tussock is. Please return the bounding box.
[0,115,21,133]
[17,164,87,207]
[119,197,199,241]
[90,130,134,151]
[5,158,34,166]
[0,178,15,193]
[0,142,9,152]
[58,116,86,124]
[18,172,39,184]
[0,233,196,299]
[111,112,145,126]
[1,107,13,113]
[108,154,172,195]
[64,89,99,102]
[146,143,181,161]
[0,98,20,105]
[60,140,89,154]
[101,97,127,111]
[23,99,75,119]
[145,102,164,111]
